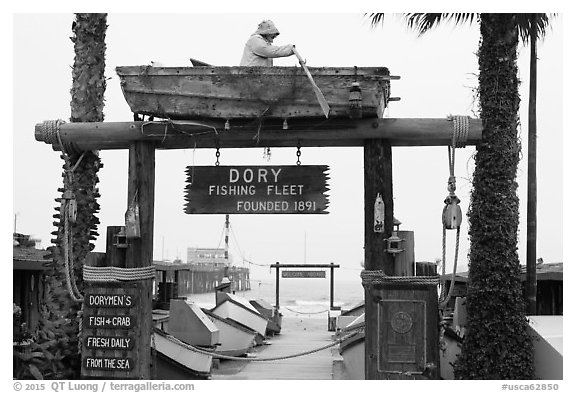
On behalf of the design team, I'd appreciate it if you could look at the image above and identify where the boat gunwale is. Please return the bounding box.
[339,330,365,353]
[213,298,270,322]
[202,308,260,335]
[116,65,398,79]
[341,302,365,316]
[153,327,216,350]
[120,87,381,109]
[341,321,366,333]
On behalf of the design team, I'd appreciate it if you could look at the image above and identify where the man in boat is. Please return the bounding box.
[240,20,294,66]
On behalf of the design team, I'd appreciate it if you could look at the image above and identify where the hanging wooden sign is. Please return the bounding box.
[85,293,135,308]
[84,356,134,371]
[84,315,136,329]
[81,283,139,379]
[85,335,135,350]
[184,165,330,214]
[282,270,326,278]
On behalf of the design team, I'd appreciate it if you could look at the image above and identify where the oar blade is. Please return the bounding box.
[313,86,330,118]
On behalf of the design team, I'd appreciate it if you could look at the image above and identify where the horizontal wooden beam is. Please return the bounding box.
[270,263,340,268]
[35,117,482,152]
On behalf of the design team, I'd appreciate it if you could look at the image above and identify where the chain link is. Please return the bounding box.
[215,141,220,166]
[296,140,302,166]
[263,147,272,161]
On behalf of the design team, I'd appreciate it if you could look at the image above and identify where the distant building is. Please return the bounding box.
[13,233,50,338]
[186,247,233,267]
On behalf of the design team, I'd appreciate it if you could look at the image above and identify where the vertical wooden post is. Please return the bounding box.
[364,139,395,380]
[105,226,126,267]
[174,270,180,296]
[394,231,415,276]
[81,231,138,379]
[275,262,280,309]
[125,141,155,379]
[330,263,335,309]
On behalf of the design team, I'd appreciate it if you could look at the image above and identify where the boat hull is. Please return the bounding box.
[338,314,366,379]
[203,309,257,357]
[152,329,212,378]
[167,299,219,347]
[211,298,268,337]
[249,299,282,335]
[116,66,393,120]
[340,332,365,380]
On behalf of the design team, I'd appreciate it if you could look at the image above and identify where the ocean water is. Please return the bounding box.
[186,278,364,319]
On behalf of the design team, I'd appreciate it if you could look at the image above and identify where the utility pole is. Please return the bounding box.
[224,214,230,263]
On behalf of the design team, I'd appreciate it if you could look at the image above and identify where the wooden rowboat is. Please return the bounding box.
[167,299,220,347]
[202,308,257,357]
[211,293,269,338]
[116,66,398,120]
[152,328,213,379]
[339,313,365,380]
[249,299,282,335]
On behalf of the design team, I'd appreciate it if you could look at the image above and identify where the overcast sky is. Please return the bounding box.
[9,11,565,283]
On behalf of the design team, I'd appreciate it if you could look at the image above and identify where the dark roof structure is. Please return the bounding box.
[440,263,563,283]
[13,233,51,271]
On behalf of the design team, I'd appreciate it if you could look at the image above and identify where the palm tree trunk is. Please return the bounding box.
[526,14,538,315]
[46,13,106,378]
[454,13,534,379]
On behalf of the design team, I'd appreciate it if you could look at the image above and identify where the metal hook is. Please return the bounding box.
[215,140,221,166]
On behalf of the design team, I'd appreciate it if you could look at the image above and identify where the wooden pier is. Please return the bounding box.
[213,317,338,380]
[154,262,251,309]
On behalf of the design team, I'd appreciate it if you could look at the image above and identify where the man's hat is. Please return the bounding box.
[254,20,280,36]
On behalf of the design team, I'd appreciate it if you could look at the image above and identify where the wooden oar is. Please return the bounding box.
[292,47,330,118]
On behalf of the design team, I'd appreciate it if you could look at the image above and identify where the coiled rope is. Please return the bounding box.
[360,270,439,287]
[449,115,469,148]
[177,330,359,362]
[83,266,156,282]
[38,119,65,146]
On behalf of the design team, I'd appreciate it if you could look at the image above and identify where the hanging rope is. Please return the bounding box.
[439,227,461,308]
[243,259,271,267]
[169,330,359,362]
[63,199,83,302]
[439,115,469,309]
[229,223,269,267]
[283,307,329,315]
[55,124,84,303]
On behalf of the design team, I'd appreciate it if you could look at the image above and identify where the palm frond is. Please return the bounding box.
[367,13,386,27]
[366,13,477,34]
[404,13,477,35]
[515,13,556,45]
